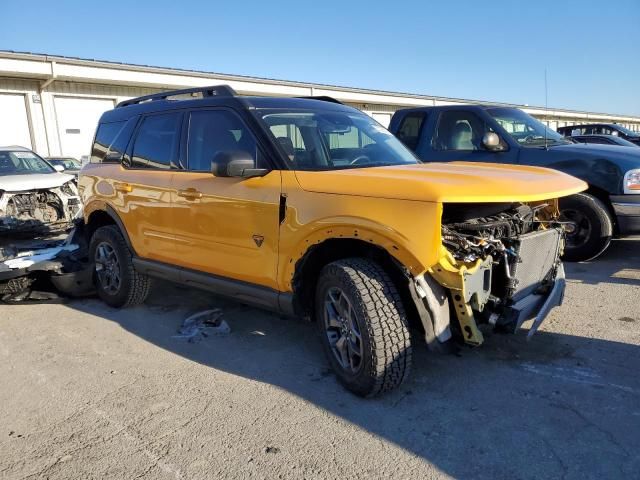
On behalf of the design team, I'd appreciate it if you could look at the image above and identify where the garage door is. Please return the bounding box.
[55,96,115,160]
[0,93,32,149]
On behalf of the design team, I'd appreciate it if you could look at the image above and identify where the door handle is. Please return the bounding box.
[114,182,132,193]
[177,188,203,200]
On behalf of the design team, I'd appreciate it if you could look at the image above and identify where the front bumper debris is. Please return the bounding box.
[427,227,565,347]
[502,263,565,338]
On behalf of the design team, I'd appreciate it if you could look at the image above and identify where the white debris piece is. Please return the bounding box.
[173,308,230,342]
[3,244,79,269]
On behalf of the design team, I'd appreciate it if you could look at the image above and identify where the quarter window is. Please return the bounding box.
[187,110,258,172]
[91,121,125,163]
[130,113,181,169]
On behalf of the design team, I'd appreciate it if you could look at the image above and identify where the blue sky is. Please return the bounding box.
[2,0,639,115]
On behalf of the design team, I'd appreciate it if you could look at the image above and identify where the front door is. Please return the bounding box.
[170,108,282,290]
[425,110,517,164]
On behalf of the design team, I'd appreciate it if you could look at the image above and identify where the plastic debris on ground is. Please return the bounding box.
[173,308,230,342]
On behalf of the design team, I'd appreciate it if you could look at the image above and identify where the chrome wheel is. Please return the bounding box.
[94,241,121,294]
[324,287,363,374]
[561,208,592,249]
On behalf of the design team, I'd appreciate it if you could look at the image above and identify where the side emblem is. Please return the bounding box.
[252,235,265,247]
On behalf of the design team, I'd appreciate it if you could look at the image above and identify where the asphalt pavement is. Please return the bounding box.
[1,238,639,479]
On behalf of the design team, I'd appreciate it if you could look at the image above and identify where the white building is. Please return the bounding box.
[1,50,639,160]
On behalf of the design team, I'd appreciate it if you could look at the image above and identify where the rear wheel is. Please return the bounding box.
[89,225,151,307]
[560,192,613,262]
[315,258,412,397]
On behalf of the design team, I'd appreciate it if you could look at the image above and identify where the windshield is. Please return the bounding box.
[0,150,55,176]
[48,158,81,169]
[259,109,419,170]
[487,107,570,147]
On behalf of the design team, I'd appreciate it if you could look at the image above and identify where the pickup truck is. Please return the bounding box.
[388,105,640,261]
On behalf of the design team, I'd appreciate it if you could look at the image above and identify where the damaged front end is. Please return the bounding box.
[417,201,566,347]
[0,182,81,235]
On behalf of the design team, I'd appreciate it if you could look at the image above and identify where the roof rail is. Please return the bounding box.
[297,95,343,105]
[117,85,237,108]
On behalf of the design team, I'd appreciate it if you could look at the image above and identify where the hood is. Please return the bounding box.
[0,172,75,192]
[294,162,587,203]
[551,142,640,159]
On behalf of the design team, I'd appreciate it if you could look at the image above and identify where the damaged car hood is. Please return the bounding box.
[294,162,587,203]
[0,172,75,192]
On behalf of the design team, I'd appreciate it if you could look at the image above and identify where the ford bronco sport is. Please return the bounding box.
[80,86,586,396]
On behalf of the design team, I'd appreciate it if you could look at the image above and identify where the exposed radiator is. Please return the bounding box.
[507,228,563,301]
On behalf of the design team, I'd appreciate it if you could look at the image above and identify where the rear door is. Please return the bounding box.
[114,111,182,264]
[170,107,281,290]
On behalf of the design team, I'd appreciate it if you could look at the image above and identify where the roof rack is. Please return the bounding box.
[297,96,343,105]
[117,85,237,108]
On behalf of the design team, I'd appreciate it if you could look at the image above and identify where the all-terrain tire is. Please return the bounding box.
[560,192,613,262]
[89,225,151,308]
[315,258,412,397]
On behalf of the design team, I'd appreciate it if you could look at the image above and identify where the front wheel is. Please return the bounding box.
[560,192,613,262]
[89,225,151,308]
[315,258,412,397]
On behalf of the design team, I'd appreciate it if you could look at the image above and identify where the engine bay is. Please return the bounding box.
[439,202,565,332]
[0,184,81,235]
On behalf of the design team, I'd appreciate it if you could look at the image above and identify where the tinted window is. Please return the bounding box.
[187,110,258,171]
[434,111,489,151]
[397,113,426,151]
[130,113,181,169]
[107,116,138,163]
[91,121,125,163]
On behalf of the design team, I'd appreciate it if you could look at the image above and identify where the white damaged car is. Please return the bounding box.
[0,146,81,235]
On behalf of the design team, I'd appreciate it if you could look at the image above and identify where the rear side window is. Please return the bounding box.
[91,121,126,163]
[396,113,426,151]
[130,112,182,169]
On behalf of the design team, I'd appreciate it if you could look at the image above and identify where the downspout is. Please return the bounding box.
[39,61,57,155]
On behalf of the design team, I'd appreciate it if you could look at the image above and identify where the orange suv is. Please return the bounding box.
[79,86,586,396]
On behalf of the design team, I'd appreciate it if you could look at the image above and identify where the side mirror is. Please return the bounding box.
[482,132,503,151]
[53,164,65,173]
[211,151,268,178]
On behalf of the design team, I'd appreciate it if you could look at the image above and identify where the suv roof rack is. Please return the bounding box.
[297,96,343,105]
[117,85,238,108]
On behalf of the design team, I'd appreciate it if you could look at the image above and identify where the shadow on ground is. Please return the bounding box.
[64,238,640,479]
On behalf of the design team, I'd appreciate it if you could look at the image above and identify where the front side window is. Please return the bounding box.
[487,108,570,147]
[260,109,418,170]
[433,111,491,151]
[0,150,55,176]
[396,113,426,151]
[186,110,259,172]
[130,113,181,169]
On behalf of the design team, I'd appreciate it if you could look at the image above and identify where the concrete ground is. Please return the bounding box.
[1,238,639,480]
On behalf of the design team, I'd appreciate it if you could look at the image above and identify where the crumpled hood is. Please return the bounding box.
[0,173,74,192]
[294,162,587,203]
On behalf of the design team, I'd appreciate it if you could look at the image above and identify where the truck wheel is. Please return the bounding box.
[89,225,151,308]
[560,192,613,262]
[315,258,412,397]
